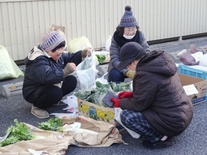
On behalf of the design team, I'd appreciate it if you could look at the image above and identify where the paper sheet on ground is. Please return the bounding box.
[183,84,198,95]
[114,108,140,139]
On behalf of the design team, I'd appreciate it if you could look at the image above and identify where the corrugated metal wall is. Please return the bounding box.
[0,0,207,61]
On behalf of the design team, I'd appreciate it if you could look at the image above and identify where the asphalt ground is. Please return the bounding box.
[0,37,207,155]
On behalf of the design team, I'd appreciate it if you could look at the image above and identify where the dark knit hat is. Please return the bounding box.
[119,6,138,27]
[118,42,145,70]
[40,31,65,52]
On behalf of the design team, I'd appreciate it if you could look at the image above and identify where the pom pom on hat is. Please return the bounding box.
[119,5,138,27]
[125,5,131,11]
[40,31,65,52]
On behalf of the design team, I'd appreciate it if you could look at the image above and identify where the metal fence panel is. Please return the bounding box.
[0,0,207,60]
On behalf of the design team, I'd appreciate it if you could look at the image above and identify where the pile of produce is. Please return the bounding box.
[0,118,64,147]
[38,117,63,132]
[74,81,131,107]
[0,119,34,147]
[96,54,106,64]
[95,51,110,64]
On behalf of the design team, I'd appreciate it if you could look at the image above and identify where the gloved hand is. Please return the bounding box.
[126,70,135,79]
[118,91,133,99]
[110,98,120,107]
[63,63,76,77]
[82,48,92,58]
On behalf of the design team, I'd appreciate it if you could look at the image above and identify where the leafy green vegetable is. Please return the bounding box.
[96,54,106,64]
[0,136,19,147]
[0,119,34,147]
[109,82,131,92]
[96,81,112,93]
[38,118,63,132]
[74,81,132,107]
[74,90,94,101]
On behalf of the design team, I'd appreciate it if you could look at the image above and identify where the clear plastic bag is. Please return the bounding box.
[95,72,108,85]
[0,45,24,80]
[179,44,203,65]
[76,53,98,90]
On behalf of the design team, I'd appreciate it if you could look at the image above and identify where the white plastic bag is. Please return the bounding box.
[76,53,98,90]
[0,45,24,80]
[199,53,207,67]
[95,72,108,85]
[62,95,78,113]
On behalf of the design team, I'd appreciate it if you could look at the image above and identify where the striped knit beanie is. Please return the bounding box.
[40,31,65,52]
[119,6,138,27]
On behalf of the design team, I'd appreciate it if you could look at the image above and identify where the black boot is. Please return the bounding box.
[142,138,172,149]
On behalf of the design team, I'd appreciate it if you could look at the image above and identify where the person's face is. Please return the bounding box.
[127,60,138,71]
[124,27,137,36]
[48,47,65,61]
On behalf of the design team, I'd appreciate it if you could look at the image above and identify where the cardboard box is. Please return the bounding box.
[78,98,116,125]
[78,74,207,124]
[179,74,207,105]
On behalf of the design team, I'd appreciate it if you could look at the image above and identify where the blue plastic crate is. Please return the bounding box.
[178,65,207,79]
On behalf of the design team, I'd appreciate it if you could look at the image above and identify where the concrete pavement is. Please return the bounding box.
[0,37,207,155]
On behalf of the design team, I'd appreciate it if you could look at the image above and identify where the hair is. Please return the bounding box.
[115,26,139,37]
[52,41,66,52]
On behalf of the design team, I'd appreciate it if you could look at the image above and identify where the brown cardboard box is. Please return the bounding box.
[179,74,207,105]
[78,74,207,124]
[77,98,116,125]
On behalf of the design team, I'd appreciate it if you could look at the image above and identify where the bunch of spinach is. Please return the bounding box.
[38,117,63,132]
[96,54,106,64]
[109,82,131,92]
[0,119,34,147]
[74,81,132,107]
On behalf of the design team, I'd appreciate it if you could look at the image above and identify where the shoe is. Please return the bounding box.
[53,100,66,106]
[31,105,50,119]
[142,138,172,149]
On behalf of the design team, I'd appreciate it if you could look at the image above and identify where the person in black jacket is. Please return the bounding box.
[23,31,91,118]
[110,42,193,149]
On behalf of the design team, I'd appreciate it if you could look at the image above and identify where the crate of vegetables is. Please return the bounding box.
[74,81,132,125]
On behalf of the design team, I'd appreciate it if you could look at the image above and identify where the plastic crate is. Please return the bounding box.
[178,65,207,79]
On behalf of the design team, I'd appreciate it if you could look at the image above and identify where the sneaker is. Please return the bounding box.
[31,105,50,119]
[142,138,172,149]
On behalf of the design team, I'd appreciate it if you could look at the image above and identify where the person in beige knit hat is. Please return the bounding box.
[23,31,91,119]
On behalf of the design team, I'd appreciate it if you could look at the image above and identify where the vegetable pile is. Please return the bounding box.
[96,54,106,64]
[38,117,63,132]
[74,81,131,107]
[0,119,34,147]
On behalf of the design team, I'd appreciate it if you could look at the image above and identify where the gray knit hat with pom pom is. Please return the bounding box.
[119,6,138,27]
[40,31,65,52]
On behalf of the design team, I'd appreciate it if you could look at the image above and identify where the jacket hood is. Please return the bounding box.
[24,46,50,65]
[137,50,177,76]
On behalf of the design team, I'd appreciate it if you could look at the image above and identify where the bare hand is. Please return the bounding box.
[83,48,92,57]
[67,63,76,71]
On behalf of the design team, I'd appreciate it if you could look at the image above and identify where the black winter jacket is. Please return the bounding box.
[23,46,82,103]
